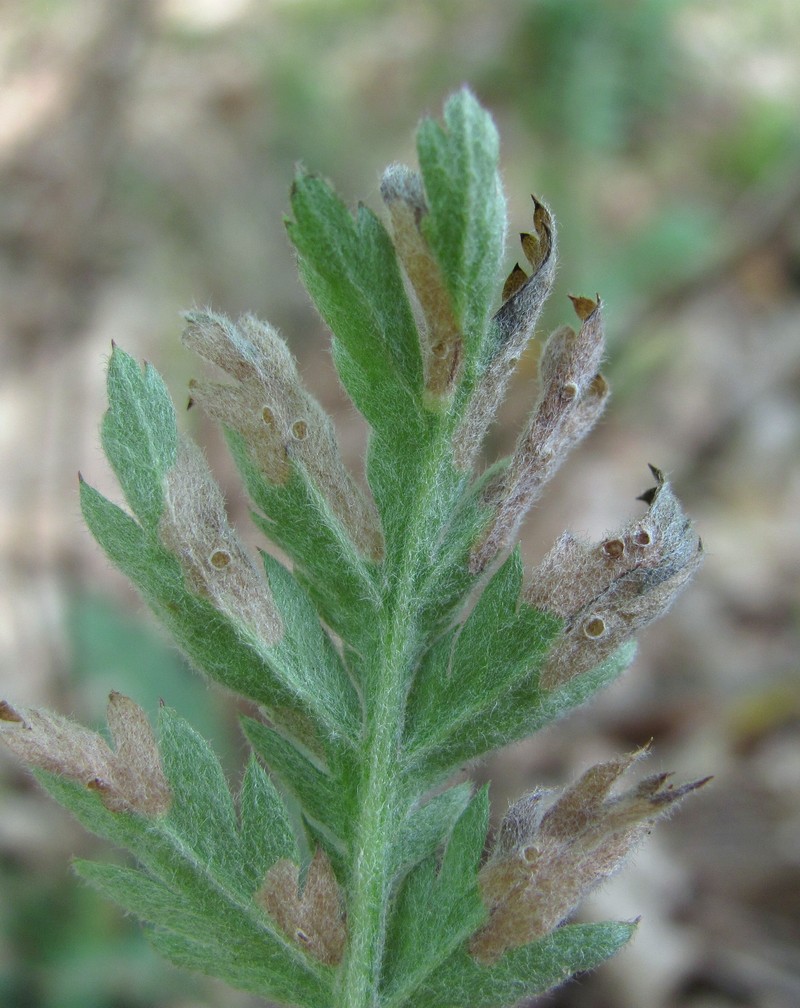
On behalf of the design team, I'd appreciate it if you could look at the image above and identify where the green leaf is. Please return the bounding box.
[157,707,244,894]
[148,928,333,1007]
[238,755,298,892]
[243,715,353,848]
[40,772,246,926]
[391,781,473,881]
[80,480,358,746]
[79,481,277,706]
[416,88,506,356]
[382,787,489,1004]
[406,549,562,771]
[100,346,177,533]
[228,429,382,649]
[409,643,638,786]
[260,551,362,744]
[287,171,424,432]
[74,860,210,939]
[41,773,329,1006]
[411,921,637,1008]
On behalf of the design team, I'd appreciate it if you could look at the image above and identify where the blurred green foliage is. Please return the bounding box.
[1,856,188,1008]
[68,593,235,765]
[483,0,686,152]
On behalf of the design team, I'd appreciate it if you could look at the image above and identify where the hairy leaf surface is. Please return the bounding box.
[382,787,489,1004]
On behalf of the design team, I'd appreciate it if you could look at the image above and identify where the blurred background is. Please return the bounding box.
[1,1,799,1006]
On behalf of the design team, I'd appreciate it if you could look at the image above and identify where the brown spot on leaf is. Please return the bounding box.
[583,616,607,638]
[561,382,578,401]
[208,549,232,569]
[602,538,625,559]
[470,751,709,964]
[256,848,346,965]
[0,694,171,817]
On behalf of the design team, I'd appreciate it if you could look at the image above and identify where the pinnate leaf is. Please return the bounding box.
[101,346,177,532]
[416,88,506,355]
[230,429,382,649]
[411,921,636,1008]
[405,548,561,780]
[56,88,704,1008]
[408,642,638,786]
[243,715,354,849]
[287,170,424,432]
[80,475,358,748]
[238,755,298,893]
[382,787,489,1004]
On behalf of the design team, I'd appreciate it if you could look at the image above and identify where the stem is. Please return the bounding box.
[337,427,448,1008]
[337,620,410,1007]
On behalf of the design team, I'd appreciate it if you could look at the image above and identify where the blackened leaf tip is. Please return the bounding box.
[637,464,668,504]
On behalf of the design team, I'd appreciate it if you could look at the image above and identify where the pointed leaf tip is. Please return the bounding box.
[501,263,529,302]
[0,700,23,723]
[569,294,600,321]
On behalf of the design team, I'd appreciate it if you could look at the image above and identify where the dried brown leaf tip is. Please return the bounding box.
[182,310,383,561]
[0,692,171,816]
[470,296,609,572]
[470,748,710,965]
[501,263,528,302]
[520,196,554,274]
[256,848,346,965]
[456,198,557,470]
[159,438,283,646]
[525,466,703,690]
[494,196,555,341]
[381,164,462,401]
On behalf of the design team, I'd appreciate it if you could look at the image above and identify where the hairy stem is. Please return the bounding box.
[337,622,409,1006]
[338,424,449,1007]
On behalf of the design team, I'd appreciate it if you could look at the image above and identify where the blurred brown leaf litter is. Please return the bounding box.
[1,2,799,1006]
